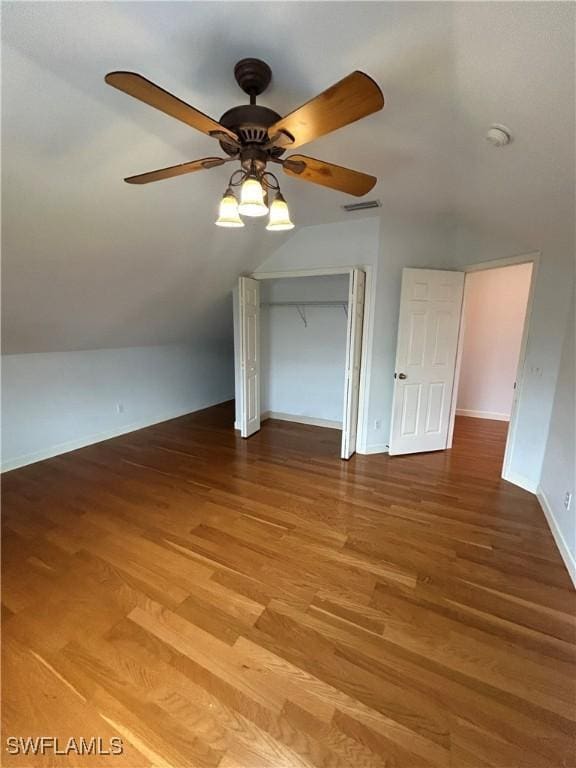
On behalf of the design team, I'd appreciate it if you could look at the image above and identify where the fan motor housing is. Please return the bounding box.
[218,104,285,158]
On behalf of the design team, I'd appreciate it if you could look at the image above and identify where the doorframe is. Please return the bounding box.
[447,251,540,487]
[249,265,374,453]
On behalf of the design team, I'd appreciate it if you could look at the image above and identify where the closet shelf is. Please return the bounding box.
[261,300,348,327]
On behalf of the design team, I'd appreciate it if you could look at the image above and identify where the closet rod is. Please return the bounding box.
[260,301,348,307]
[261,300,348,327]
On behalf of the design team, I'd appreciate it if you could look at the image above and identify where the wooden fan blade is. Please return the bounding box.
[105,72,239,143]
[282,154,376,197]
[268,71,384,150]
[124,157,226,185]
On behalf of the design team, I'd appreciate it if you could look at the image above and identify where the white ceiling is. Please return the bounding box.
[2,2,574,353]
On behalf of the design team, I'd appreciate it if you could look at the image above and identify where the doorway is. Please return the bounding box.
[452,260,534,477]
[388,254,537,487]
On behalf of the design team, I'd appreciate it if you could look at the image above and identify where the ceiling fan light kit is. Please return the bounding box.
[105,58,384,231]
[216,159,293,229]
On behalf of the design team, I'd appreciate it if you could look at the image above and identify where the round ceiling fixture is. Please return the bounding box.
[486,124,512,147]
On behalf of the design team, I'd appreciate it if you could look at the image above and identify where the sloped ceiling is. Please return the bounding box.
[2,2,573,353]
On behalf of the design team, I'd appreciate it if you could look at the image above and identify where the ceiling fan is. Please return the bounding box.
[105,59,384,230]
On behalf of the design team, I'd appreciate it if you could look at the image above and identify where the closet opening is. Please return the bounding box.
[234,267,370,459]
[262,274,349,432]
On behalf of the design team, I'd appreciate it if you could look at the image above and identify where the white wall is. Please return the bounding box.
[457,263,532,420]
[1,342,234,471]
[538,294,575,585]
[261,276,349,425]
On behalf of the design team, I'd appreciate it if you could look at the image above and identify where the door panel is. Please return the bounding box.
[426,381,445,433]
[239,277,260,438]
[407,311,426,366]
[401,384,421,436]
[341,269,365,459]
[389,268,464,455]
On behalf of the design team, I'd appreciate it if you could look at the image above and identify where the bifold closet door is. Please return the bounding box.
[238,277,261,438]
[341,269,366,459]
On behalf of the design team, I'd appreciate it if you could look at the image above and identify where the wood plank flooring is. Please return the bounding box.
[2,404,575,767]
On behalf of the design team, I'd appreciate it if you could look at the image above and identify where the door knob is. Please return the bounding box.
[397,373,407,380]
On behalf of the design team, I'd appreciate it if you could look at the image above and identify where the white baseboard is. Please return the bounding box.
[261,411,341,430]
[502,470,537,494]
[456,409,510,421]
[357,443,389,455]
[537,487,576,588]
[1,396,235,473]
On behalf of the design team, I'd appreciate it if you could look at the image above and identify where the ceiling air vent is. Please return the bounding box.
[342,200,382,212]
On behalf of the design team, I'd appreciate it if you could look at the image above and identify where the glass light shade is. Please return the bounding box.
[238,177,268,217]
[215,190,244,228]
[266,194,294,231]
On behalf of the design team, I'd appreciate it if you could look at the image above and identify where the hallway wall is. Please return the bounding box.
[539,292,575,585]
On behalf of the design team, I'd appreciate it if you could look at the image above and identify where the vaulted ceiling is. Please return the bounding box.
[2,2,573,353]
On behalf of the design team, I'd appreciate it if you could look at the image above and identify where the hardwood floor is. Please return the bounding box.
[2,404,575,767]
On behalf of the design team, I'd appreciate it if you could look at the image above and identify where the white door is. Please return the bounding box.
[389,268,464,456]
[341,269,366,459]
[239,277,260,438]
